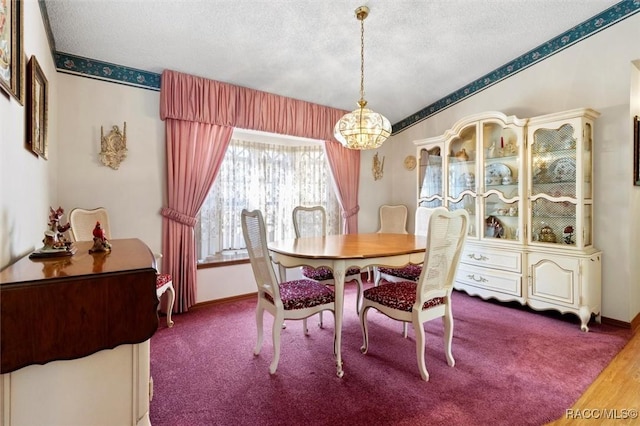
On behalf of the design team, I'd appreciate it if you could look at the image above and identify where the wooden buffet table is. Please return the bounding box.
[0,238,159,426]
[268,233,427,378]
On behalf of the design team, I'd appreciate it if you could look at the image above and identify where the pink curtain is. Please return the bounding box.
[324,140,360,233]
[160,69,361,311]
[161,120,232,312]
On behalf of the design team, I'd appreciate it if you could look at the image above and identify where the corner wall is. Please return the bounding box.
[1,1,59,269]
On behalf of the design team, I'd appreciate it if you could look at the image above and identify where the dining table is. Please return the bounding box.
[268,232,427,378]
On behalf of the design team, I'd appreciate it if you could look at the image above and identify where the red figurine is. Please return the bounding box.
[89,221,111,253]
[93,221,106,240]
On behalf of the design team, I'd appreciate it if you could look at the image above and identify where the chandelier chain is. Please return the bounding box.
[359,15,365,103]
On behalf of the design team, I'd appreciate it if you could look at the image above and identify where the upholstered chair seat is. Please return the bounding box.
[264,280,335,310]
[363,281,444,312]
[376,264,423,282]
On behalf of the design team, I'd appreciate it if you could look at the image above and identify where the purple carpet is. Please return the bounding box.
[150,283,630,426]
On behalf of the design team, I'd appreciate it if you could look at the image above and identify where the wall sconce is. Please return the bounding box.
[372,152,384,181]
[100,122,127,170]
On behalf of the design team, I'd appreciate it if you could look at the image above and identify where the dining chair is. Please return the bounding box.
[241,208,336,375]
[375,206,449,337]
[375,206,448,286]
[68,207,175,327]
[292,206,364,324]
[359,208,469,381]
[370,204,409,282]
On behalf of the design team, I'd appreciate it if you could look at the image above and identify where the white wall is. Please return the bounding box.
[0,0,59,268]
[56,75,165,256]
[379,14,640,323]
[630,59,640,322]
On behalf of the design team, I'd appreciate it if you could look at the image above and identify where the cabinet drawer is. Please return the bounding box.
[461,246,522,273]
[456,264,522,297]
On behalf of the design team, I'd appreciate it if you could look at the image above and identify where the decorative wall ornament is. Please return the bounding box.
[372,152,384,181]
[100,122,127,169]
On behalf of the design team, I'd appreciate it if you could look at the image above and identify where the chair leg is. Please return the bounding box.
[443,302,455,367]
[354,276,364,314]
[254,304,265,356]
[359,305,371,354]
[303,318,309,335]
[414,318,429,381]
[373,267,382,287]
[402,322,408,338]
[318,311,324,328]
[270,312,284,375]
[165,285,175,328]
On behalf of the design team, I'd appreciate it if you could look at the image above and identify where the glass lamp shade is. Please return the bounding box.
[334,105,391,150]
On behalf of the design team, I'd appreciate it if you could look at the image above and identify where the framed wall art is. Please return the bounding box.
[634,115,640,186]
[0,0,24,103]
[27,55,48,159]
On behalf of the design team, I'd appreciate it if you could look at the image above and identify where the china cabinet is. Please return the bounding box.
[415,108,601,331]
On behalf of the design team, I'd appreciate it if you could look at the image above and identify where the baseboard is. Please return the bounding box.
[191,292,256,310]
[632,311,640,335]
[601,316,633,331]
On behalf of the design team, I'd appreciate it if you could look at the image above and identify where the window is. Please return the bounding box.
[196,130,340,263]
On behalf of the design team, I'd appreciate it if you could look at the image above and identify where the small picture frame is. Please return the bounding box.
[634,115,640,186]
[0,0,25,104]
[27,55,48,159]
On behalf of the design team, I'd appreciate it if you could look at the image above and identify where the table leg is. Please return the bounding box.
[332,260,345,378]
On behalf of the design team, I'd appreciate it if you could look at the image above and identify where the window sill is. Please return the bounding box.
[197,254,250,269]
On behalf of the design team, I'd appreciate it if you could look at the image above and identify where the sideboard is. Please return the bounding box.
[0,238,159,426]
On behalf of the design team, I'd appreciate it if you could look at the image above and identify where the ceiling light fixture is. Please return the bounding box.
[334,6,391,150]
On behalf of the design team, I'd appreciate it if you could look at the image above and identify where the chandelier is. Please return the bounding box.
[334,6,391,150]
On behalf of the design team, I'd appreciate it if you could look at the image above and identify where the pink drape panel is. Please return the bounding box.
[324,140,360,233]
[161,120,232,312]
[160,69,362,311]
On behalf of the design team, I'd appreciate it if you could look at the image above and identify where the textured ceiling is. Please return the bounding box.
[44,0,621,127]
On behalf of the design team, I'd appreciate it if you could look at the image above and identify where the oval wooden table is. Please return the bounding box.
[269,233,427,378]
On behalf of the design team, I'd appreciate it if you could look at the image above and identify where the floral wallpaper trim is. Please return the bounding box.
[54,52,161,91]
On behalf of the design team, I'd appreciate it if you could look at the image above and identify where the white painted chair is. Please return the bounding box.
[375,206,448,286]
[241,208,336,375]
[370,204,408,284]
[69,207,174,327]
[293,206,364,324]
[375,206,448,337]
[359,209,469,381]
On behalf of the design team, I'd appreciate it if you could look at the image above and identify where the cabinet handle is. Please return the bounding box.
[467,274,488,283]
[467,253,488,261]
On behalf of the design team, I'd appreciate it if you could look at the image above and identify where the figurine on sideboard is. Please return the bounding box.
[89,221,112,253]
[30,207,75,258]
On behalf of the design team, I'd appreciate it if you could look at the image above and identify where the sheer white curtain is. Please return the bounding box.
[197,138,340,261]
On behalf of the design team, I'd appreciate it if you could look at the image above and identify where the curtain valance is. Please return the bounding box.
[160,69,348,141]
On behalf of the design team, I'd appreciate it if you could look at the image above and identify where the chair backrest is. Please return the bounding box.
[292,206,326,238]
[377,204,408,234]
[69,207,111,242]
[414,206,448,236]
[241,209,281,301]
[416,209,469,305]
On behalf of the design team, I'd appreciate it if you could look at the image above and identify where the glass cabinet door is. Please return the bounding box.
[480,122,521,242]
[528,122,581,247]
[418,146,443,208]
[447,125,477,238]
